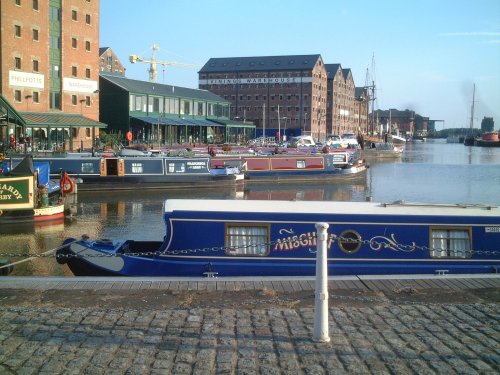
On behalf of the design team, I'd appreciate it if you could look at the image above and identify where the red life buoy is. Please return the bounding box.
[60,171,75,194]
[126,131,133,142]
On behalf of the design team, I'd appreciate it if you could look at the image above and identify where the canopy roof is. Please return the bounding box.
[132,116,225,127]
[22,112,107,128]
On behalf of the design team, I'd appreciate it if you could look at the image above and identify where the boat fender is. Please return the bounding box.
[60,171,75,194]
[56,238,76,264]
[0,259,13,275]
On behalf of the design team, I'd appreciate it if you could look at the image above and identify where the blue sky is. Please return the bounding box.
[100,0,500,129]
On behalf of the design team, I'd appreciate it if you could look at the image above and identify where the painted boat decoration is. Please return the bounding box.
[30,155,244,191]
[57,199,500,277]
[210,150,366,181]
[0,156,72,224]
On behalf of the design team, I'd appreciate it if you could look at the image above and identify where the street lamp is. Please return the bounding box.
[79,98,86,114]
[25,95,32,111]
[282,117,287,141]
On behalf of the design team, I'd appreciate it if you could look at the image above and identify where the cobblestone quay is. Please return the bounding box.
[1,277,499,374]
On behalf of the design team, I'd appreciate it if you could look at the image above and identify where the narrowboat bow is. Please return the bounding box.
[57,199,500,277]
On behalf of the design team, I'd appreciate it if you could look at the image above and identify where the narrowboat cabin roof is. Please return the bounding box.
[164,199,499,217]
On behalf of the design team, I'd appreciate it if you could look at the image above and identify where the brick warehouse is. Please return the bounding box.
[0,0,105,152]
[199,55,370,142]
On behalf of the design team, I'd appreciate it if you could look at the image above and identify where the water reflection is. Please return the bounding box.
[2,141,500,276]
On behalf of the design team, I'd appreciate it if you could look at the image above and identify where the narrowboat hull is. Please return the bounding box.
[211,151,367,182]
[30,156,244,191]
[57,200,500,277]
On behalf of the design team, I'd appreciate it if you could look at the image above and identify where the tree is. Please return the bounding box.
[481,117,494,133]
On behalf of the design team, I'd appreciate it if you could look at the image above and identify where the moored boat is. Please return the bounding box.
[362,142,403,159]
[28,155,244,191]
[210,150,367,181]
[476,132,500,147]
[57,199,500,277]
[0,156,72,224]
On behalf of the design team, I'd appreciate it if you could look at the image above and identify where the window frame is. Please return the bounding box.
[14,24,22,38]
[224,223,270,257]
[14,57,22,69]
[429,227,472,259]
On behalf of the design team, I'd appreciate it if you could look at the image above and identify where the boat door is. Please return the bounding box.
[99,158,125,176]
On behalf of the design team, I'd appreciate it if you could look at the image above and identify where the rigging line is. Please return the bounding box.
[0,239,78,270]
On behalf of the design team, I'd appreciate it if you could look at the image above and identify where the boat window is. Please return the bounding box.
[131,163,143,174]
[81,162,94,173]
[225,224,269,256]
[297,160,306,169]
[430,228,471,258]
[338,230,362,254]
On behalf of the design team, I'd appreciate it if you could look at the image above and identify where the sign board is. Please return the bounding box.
[0,176,34,210]
[9,70,44,89]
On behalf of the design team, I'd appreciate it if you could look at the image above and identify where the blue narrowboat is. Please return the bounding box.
[57,199,500,277]
[29,155,244,191]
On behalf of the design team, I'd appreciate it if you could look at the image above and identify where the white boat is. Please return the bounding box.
[341,132,360,148]
[387,134,406,145]
[363,142,403,158]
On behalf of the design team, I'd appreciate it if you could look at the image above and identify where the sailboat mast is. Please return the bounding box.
[470,83,475,131]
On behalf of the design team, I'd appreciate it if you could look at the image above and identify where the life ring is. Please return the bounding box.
[60,171,75,194]
[126,131,133,142]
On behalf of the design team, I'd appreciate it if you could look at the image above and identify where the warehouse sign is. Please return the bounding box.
[63,78,98,93]
[9,71,44,89]
[199,77,313,85]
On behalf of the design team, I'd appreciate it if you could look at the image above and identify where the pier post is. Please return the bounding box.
[313,222,331,343]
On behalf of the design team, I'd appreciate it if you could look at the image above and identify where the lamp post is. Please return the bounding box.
[282,117,287,141]
[79,98,86,114]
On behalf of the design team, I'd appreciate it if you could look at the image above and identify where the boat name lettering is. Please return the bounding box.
[0,184,23,200]
[274,232,335,251]
[485,227,500,233]
[186,161,206,170]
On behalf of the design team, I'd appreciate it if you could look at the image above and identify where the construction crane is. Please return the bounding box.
[129,44,200,83]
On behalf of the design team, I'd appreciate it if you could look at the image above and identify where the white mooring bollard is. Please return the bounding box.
[313,222,331,343]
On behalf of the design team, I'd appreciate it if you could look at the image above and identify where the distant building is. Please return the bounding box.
[199,55,328,141]
[99,74,254,145]
[99,47,126,76]
[0,0,105,152]
[373,109,429,137]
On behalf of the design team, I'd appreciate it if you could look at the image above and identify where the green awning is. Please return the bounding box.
[209,119,256,128]
[22,112,107,128]
[0,94,26,126]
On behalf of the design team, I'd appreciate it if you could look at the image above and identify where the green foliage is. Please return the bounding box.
[98,131,122,149]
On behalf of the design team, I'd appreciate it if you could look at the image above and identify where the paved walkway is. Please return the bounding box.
[1,275,499,374]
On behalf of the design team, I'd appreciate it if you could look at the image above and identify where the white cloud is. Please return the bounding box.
[438,32,500,37]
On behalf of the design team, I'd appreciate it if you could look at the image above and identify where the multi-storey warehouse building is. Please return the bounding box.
[199,54,329,141]
[199,54,370,142]
[0,0,105,152]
